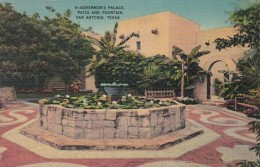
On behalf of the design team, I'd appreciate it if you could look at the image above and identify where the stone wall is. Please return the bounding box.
[39,104,185,140]
[0,87,17,101]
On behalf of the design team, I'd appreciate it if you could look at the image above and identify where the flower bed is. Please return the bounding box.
[39,94,177,109]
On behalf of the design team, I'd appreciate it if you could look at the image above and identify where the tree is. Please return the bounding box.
[94,51,145,88]
[172,45,210,97]
[213,3,260,166]
[87,23,139,76]
[214,3,260,51]
[0,3,50,88]
[39,6,94,93]
[0,4,94,92]
[139,63,164,90]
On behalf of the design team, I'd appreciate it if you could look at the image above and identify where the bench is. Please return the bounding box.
[235,96,258,111]
[52,87,65,92]
[145,90,176,98]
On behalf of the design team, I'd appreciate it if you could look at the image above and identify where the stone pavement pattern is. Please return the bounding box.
[0,102,258,167]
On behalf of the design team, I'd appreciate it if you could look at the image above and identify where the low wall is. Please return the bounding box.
[39,103,186,140]
[0,87,17,101]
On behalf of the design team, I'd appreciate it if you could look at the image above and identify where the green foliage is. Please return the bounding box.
[40,94,177,109]
[237,53,260,88]
[139,63,164,90]
[0,3,94,91]
[219,73,248,99]
[0,3,49,88]
[41,6,93,88]
[172,45,209,96]
[94,51,145,89]
[236,121,260,166]
[237,161,259,167]
[213,78,223,96]
[215,3,260,50]
[88,23,139,76]
[249,87,260,108]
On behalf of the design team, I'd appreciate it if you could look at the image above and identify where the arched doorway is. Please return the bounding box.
[207,60,230,99]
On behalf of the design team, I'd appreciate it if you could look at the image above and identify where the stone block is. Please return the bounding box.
[139,128,150,139]
[129,111,138,117]
[151,126,162,138]
[97,113,105,120]
[142,117,150,127]
[129,117,142,126]
[61,119,69,126]
[92,120,116,128]
[85,129,103,139]
[180,110,186,128]
[67,110,74,119]
[150,112,158,126]
[175,109,180,127]
[115,116,128,139]
[169,114,176,131]
[54,111,62,125]
[68,120,76,127]
[75,121,87,128]
[73,113,84,121]
[162,117,172,133]
[86,121,92,128]
[52,124,63,134]
[105,111,117,120]
[47,112,54,124]
[162,109,169,117]
[169,108,178,115]
[63,126,84,139]
[157,116,164,125]
[137,109,149,116]
[85,113,98,121]
[104,128,116,139]
[128,127,139,138]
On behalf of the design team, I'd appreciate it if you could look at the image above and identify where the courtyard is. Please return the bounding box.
[0,101,257,167]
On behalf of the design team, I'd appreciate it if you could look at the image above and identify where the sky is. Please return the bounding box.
[0,0,258,34]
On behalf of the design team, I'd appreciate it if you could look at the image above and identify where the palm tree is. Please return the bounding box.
[237,52,260,88]
[139,63,164,90]
[172,45,210,97]
[87,23,139,76]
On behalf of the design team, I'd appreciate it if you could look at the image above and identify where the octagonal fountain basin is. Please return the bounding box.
[38,103,185,140]
[20,103,204,150]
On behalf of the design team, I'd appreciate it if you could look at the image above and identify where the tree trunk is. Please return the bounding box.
[181,60,185,97]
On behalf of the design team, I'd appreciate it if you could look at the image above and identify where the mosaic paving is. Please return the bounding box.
[0,102,257,166]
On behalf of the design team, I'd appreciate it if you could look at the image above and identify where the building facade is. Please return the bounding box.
[114,11,246,101]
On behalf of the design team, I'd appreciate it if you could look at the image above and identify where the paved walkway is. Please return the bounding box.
[0,102,258,167]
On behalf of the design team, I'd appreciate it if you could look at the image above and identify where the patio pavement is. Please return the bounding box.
[0,101,258,167]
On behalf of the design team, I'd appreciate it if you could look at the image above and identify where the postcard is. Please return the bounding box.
[0,0,259,166]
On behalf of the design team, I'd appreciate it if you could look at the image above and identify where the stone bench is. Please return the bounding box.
[235,96,257,111]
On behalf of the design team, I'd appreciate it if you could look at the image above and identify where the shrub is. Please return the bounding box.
[244,108,260,119]
[225,99,235,110]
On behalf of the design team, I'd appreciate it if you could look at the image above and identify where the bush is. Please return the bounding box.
[244,108,260,119]
[225,99,235,110]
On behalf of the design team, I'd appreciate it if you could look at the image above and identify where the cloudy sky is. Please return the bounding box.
[1,0,258,33]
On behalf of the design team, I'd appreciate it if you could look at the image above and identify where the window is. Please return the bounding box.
[136,41,141,50]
